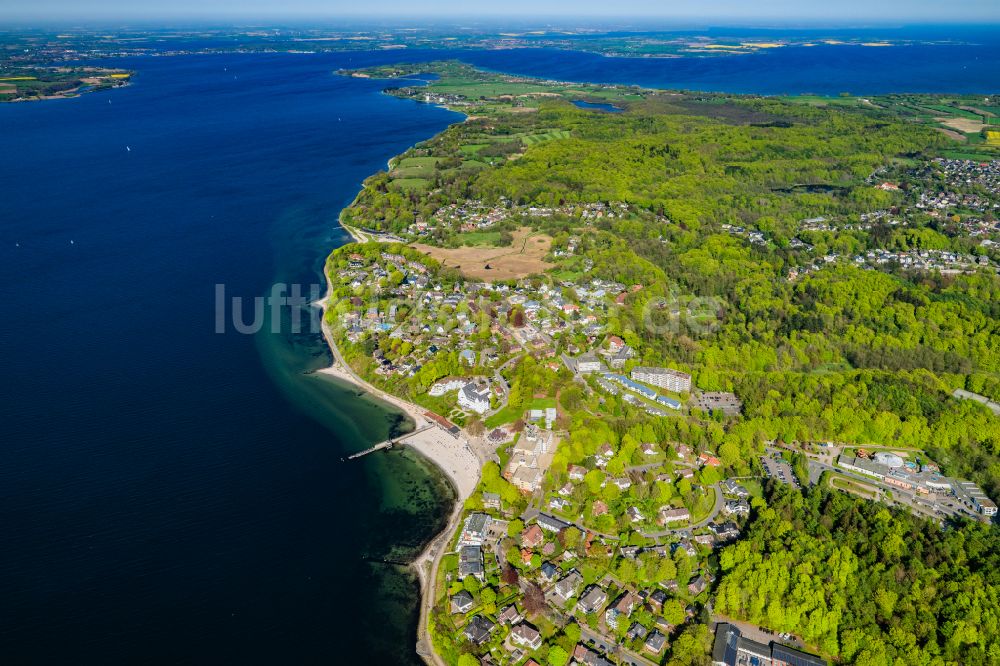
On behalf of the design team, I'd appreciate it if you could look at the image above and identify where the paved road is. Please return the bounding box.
[580,626,658,666]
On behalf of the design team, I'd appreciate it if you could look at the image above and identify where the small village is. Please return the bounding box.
[327,236,997,666]
[410,200,663,239]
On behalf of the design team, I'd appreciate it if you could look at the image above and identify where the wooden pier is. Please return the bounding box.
[344,424,435,461]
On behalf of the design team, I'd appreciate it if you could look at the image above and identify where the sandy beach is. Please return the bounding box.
[317,363,481,500]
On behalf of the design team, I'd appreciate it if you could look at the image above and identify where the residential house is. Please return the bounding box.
[482,492,501,510]
[698,452,721,467]
[605,592,638,628]
[568,465,587,481]
[709,521,741,541]
[627,622,648,641]
[573,644,615,666]
[498,604,523,625]
[721,479,750,497]
[510,622,542,650]
[594,443,614,467]
[536,514,568,533]
[724,499,750,516]
[459,545,485,581]
[463,615,495,646]
[592,500,609,517]
[451,590,474,614]
[645,631,667,655]
[576,585,608,615]
[659,507,691,525]
[554,570,583,601]
[521,524,544,549]
[688,575,708,596]
[549,497,571,511]
[459,513,492,547]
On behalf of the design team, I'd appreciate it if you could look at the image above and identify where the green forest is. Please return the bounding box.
[716,482,1000,664]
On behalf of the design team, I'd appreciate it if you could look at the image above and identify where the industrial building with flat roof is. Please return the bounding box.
[712,623,826,666]
[836,454,997,516]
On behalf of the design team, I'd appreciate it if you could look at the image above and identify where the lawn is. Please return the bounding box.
[690,486,717,524]
[485,404,523,428]
[413,391,458,417]
[530,397,557,409]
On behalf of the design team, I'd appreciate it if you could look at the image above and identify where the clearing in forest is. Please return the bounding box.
[410,227,553,281]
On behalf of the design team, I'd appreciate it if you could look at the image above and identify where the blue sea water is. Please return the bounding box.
[0,32,998,664]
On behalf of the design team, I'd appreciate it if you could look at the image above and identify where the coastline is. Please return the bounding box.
[317,259,483,666]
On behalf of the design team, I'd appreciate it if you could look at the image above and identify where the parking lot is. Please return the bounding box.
[760,455,800,489]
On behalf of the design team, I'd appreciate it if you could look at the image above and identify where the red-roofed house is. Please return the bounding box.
[521,524,544,548]
[698,452,721,467]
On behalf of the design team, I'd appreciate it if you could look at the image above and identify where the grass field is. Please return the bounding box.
[427,80,559,98]
[530,397,557,410]
[411,226,553,281]
[389,177,430,193]
[391,156,439,179]
[830,475,879,500]
[937,116,986,133]
[921,104,985,119]
[519,130,571,145]
[460,143,490,156]
[942,149,1000,160]
[460,231,503,246]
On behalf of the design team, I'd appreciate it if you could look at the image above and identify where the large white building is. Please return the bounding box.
[631,366,692,393]
[458,382,491,413]
[429,378,466,396]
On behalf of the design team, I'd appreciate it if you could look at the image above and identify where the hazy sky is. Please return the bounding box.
[3,0,999,22]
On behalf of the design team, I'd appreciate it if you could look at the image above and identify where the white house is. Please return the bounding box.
[458,382,491,414]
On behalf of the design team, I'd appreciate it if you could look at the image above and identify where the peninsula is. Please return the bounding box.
[323,62,1000,666]
[0,66,132,102]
